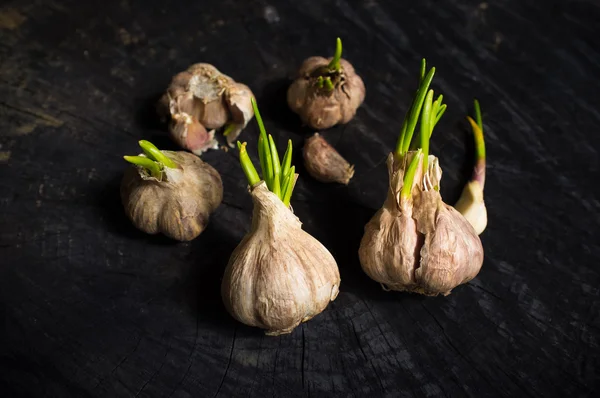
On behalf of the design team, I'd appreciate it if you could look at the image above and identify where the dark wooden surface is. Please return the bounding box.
[1,0,599,396]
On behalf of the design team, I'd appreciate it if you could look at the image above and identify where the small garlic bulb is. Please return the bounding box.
[121,150,223,241]
[359,152,483,296]
[287,38,365,130]
[221,182,340,335]
[303,133,355,184]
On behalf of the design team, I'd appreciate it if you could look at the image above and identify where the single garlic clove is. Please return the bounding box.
[197,98,229,130]
[454,181,487,235]
[121,151,223,241]
[221,182,340,335]
[224,82,255,146]
[170,113,218,156]
[303,133,354,184]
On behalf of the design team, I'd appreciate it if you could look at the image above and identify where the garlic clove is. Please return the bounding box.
[221,182,340,335]
[224,82,254,146]
[169,113,218,155]
[303,133,354,184]
[454,181,487,235]
[196,97,229,130]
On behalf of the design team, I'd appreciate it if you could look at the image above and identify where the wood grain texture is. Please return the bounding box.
[1,0,599,396]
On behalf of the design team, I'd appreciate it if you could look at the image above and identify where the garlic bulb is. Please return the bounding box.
[359,153,483,296]
[221,182,340,335]
[159,63,254,154]
[121,141,222,241]
[359,60,484,296]
[222,98,340,335]
[454,102,487,235]
[287,38,365,130]
[303,133,354,184]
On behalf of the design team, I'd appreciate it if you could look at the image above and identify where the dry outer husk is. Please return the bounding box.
[303,133,354,184]
[159,63,254,154]
[359,152,483,296]
[287,57,365,130]
[221,182,340,335]
[121,151,223,241]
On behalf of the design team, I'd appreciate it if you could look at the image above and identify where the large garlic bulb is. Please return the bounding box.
[359,152,483,296]
[221,182,340,335]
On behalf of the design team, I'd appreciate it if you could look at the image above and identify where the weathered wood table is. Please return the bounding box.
[1,0,598,396]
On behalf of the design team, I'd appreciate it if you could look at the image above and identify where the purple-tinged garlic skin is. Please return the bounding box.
[303,133,354,184]
[221,182,340,336]
[359,153,483,296]
[121,151,223,241]
[159,63,254,154]
[287,57,365,130]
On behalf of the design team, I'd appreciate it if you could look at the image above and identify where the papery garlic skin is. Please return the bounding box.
[121,151,223,241]
[359,152,484,296]
[303,133,354,184]
[455,181,487,235]
[222,182,340,335]
[287,57,365,130]
[159,63,254,153]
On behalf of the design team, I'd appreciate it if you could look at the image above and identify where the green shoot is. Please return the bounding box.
[467,99,486,187]
[238,142,260,186]
[323,77,334,91]
[124,155,162,179]
[223,123,236,137]
[138,140,176,168]
[474,99,483,131]
[268,135,281,197]
[280,140,293,185]
[316,76,324,88]
[400,150,422,199]
[327,37,343,72]
[467,117,486,161]
[242,98,298,205]
[420,90,434,171]
[395,60,436,155]
[419,58,426,83]
[282,166,297,207]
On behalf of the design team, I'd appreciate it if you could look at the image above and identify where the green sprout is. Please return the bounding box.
[223,123,237,137]
[401,149,422,199]
[327,37,343,72]
[124,140,177,179]
[395,59,446,166]
[238,98,297,207]
[467,99,486,187]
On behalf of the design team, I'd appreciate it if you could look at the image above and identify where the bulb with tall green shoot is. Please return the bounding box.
[454,100,487,234]
[221,99,341,336]
[287,37,366,130]
[359,60,484,296]
[121,140,223,241]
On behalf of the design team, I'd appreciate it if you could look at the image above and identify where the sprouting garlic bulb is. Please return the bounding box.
[287,39,365,130]
[359,152,483,296]
[221,182,340,335]
[158,63,254,154]
[303,133,355,184]
[121,151,223,241]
